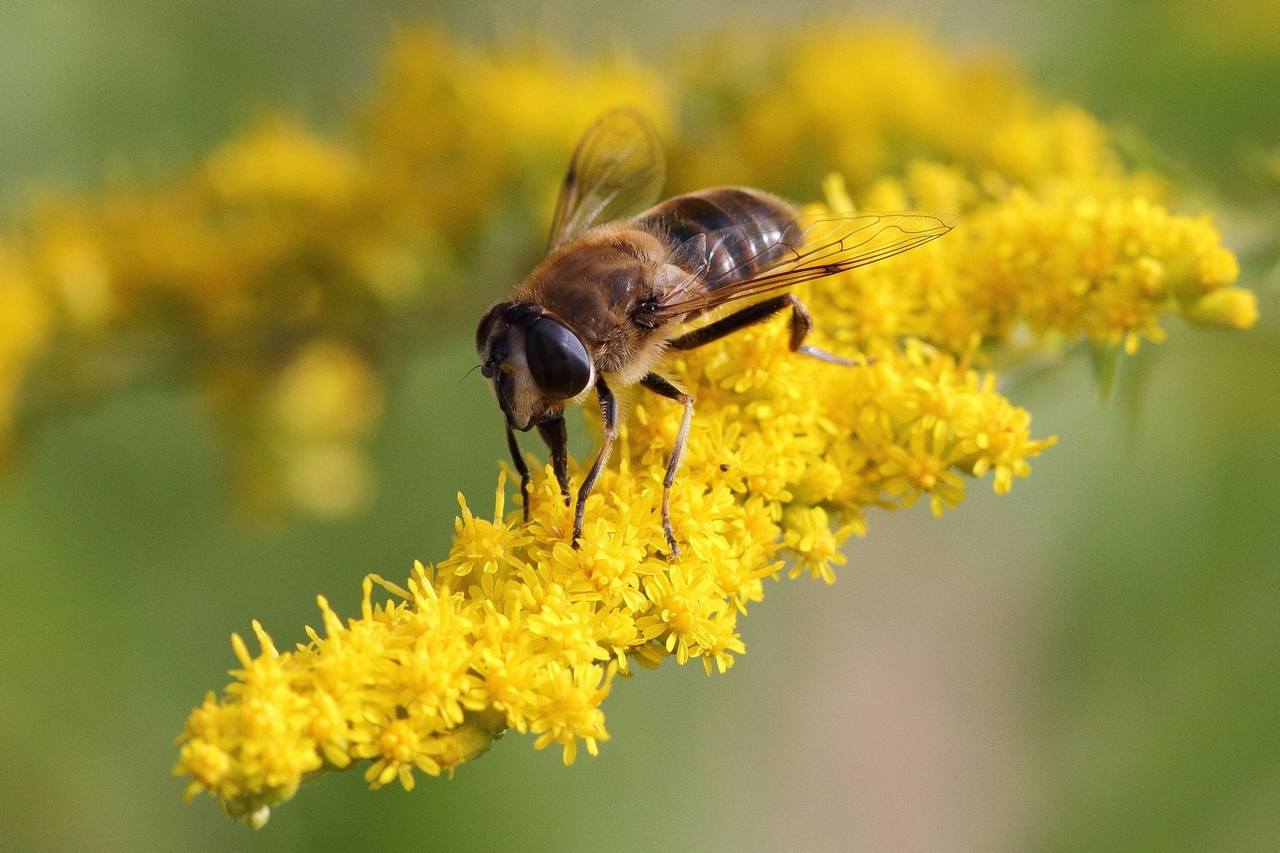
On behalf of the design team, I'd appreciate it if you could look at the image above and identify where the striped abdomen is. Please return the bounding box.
[633,188,800,290]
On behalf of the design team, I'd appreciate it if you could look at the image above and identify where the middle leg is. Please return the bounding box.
[536,415,571,506]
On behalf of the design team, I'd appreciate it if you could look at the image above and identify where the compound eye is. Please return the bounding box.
[525,318,591,401]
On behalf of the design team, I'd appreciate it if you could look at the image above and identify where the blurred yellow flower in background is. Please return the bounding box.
[0,28,667,518]
[0,247,52,474]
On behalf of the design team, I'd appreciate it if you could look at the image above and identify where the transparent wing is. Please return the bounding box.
[654,210,959,318]
[547,107,666,251]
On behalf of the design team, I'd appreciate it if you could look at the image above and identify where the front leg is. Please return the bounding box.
[505,423,532,522]
[572,377,618,549]
[536,415,571,506]
[640,373,693,558]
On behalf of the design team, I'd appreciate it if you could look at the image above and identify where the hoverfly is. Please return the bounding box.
[477,108,956,557]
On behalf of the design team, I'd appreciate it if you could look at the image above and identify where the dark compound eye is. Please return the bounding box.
[525,317,591,401]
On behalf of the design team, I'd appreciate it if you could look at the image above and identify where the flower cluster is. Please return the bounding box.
[670,27,1120,198]
[0,26,1254,516]
[175,151,1250,823]
[807,170,1251,363]
[176,246,1056,824]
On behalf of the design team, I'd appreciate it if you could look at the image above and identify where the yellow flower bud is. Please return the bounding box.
[1184,287,1259,330]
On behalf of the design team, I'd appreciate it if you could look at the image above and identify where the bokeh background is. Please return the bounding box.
[1,1,1278,850]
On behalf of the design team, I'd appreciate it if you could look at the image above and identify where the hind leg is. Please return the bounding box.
[669,293,871,365]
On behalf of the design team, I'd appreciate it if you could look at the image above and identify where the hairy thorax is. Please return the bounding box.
[517,223,688,386]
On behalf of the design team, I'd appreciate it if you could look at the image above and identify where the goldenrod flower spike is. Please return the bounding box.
[162,26,1256,827]
[174,174,1253,826]
[176,159,1252,822]
[176,223,1070,824]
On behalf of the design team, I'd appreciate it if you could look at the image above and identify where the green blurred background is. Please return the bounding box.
[1,1,1278,850]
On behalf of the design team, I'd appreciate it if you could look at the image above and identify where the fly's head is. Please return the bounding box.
[476,302,594,431]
